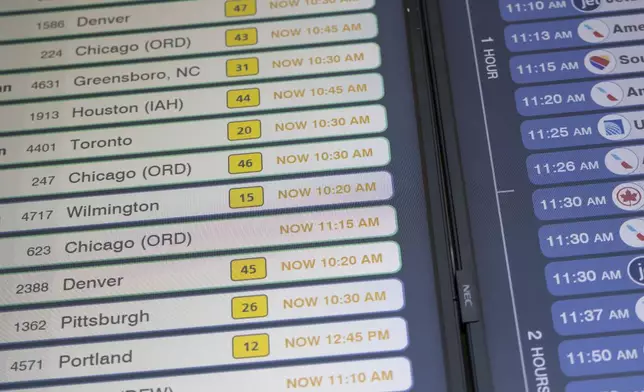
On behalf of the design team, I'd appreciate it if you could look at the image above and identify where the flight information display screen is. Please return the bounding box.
[439,0,644,391]
[0,1,450,391]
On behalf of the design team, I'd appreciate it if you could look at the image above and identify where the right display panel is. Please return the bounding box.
[438,1,644,391]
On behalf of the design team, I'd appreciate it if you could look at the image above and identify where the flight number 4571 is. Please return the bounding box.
[9,359,43,372]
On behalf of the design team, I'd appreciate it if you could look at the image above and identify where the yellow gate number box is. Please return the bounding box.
[231,257,267,281]
[229,152,262,174]
[230,186,264,209]
[225,0,257,17]
[232,295,268,319]
[228,120,261,141]
[227,88,260,109]
[226,28,258,47]
[233,334,270,359]
[227,57,259,77]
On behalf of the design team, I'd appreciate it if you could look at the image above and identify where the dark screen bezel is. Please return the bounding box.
[406,0,507,389]
[401,1,483,390]
[412,0,507,389]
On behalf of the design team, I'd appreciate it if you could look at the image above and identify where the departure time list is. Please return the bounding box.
[445,0,644,391]
[0,1,449,392]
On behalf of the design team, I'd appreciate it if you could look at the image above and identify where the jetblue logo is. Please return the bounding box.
[628,257,644,286]
[573,0,601,11]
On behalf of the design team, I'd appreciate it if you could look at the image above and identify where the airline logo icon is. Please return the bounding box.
[578,19,610,43]
[613,183,644,211]
[605,147,639,175]
[573,0,601,11]
[604,119,625,134]
[628,256,644,286]
[591,81,624,107]
[590,55,611,70]
[620,218,644,248]
[585,50,616,74]
[598,114,631,140]
[636,296,644,322]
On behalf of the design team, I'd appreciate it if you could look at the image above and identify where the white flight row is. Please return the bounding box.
[0,73,384,133]
[0,137,391,200]
[0,0,375,41]
[0,241,401,306]
[0,171,393,234]
[0,317,408,383]
[9,357,412,392]
[0,105,387,166]
[0,205,398,270]
[0,279,404,344]
[0,43,381,102]
[0,13,378,72]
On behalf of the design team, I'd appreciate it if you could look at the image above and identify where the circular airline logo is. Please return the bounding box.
[578,19,610,43]
[613,183,644,211]
[598,114,631,141]
[628,257,644,286]
[636,296,644,322]
[585,49,616,75]
[621,218,644,248]
[573,0,601,12]
[592,82,624,107]
[605,147,639,175]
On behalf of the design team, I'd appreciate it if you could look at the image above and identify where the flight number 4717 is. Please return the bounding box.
[22,210,53,221]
